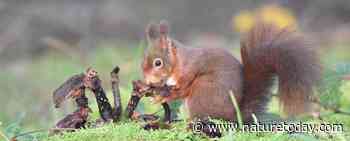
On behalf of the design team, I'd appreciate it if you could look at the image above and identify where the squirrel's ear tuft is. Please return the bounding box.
[159,20,169,35]
[146,23,159,41]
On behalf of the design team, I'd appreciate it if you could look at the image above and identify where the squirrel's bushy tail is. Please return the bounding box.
[239,23,321,121]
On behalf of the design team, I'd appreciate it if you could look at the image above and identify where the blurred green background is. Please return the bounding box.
[0,0,350,138]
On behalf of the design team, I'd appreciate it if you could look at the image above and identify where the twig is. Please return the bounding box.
[10,129,47,140]
[41,37,78,60]
[49,128,79,132]
[10,128,79,141]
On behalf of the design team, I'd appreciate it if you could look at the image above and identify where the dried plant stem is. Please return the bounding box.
[229,90,243,128]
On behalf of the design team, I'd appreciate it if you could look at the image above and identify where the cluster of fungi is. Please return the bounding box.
[52,66,172,134]
[11,66,222,141]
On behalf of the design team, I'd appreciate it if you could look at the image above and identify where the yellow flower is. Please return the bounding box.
[259,5,297,29]
[233,4,297,33]
[233,11,255,33]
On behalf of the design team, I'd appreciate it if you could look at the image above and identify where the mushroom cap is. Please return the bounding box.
[53,73,85,108]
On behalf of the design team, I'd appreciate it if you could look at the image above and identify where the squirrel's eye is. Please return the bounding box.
[153,58,163,68]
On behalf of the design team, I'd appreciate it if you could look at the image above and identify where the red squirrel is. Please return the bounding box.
[141,20,321,122]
